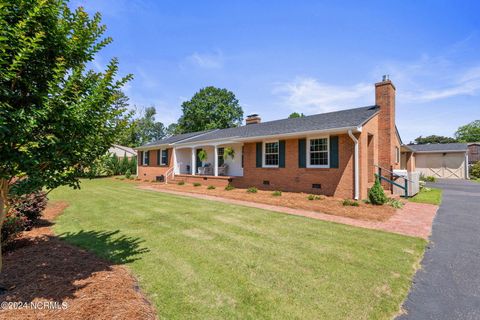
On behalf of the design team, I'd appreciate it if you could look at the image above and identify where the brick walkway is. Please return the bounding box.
[139,186,437,239]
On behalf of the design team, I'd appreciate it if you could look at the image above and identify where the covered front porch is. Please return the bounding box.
[174,143,243,177]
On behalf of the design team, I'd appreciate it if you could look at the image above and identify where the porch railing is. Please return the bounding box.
[165,167,175,184]
[374,164,410,198]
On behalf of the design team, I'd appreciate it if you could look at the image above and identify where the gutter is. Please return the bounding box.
[348,129,360,200]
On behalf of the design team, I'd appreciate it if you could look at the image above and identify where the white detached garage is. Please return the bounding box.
[403,143,469,179]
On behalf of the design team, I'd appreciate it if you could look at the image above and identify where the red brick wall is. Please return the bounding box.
[376,80,400,171]
[137,148,174,181]
[233,135,356,198]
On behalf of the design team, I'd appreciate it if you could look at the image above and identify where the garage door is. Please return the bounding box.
[415,152,466,179]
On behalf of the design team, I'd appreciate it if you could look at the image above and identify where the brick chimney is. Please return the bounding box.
[375,75,396,170]
[246,114,261,125]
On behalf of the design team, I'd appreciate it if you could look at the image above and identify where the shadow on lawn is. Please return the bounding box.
[0,229,149,303]
[58,230,150,264]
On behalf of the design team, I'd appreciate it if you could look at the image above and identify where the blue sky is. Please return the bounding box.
[74,0,480,143]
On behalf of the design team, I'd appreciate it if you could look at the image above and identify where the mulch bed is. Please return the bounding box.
[0,202,157,320]
[141,181,396,222]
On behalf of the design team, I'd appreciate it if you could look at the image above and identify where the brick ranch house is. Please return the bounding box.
[135,78,406,200]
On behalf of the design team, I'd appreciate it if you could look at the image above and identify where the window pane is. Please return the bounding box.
[265,142,278,154]
[310,138,327,152]
[265,154,279,165]
[161,150,168,164]
[310,151,328,165]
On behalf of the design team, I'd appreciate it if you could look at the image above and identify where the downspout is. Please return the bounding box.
[348,129,360,200]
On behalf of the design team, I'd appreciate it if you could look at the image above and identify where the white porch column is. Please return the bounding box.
[173,147,178,174]
[191,148,196,175]
[214,145,219,176]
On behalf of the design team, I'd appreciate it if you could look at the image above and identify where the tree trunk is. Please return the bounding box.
[0,178,9,273]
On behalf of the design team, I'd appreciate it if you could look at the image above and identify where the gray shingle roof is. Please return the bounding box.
[138,105,379,148]
[141,130,214,147]
[407,143,468,153]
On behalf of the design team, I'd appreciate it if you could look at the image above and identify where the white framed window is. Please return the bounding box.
[160,149,168,165]
[307,136,329,168]
[142,150,149,165]
[263,141,279,167]
[395,146,400,163]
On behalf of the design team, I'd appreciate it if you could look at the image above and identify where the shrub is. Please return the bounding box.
[247,187,258,193]
[368,177,387,205]
[420,174,437,183]
[470,161,480,179]
[272,190,282,196]
[343,199,359,207]
[177,181,185,185]
[307,194,322,201]
[1,209,27,247]
[388,198,404,209]
[9,191,48,224]
[207,185,216,190]
[419,180,426,190]
[130,156,137,174]
[193,182,201,187]
[125,169,132,179]
[224,184,235,191]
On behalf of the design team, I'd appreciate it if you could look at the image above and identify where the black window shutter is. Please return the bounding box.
[146,150,150,165]
[279,140,286,168]
[256,142,262,168]
[330,136,339,168]
[157,150,160,165]
[139,151,143,165]
[165,149,169,166]
[298,139,306,168]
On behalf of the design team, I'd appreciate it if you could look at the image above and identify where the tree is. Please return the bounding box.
[412,135,457,145]
[0,1,132,269]
[455,120,480,142]
[288,112,305,118]
[176,86,243,133]
[134,106,166,145]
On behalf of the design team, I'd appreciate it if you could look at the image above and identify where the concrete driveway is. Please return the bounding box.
[398,179,480,319]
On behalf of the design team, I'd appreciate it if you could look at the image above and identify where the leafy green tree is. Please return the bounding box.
[177,86,243,133]
[0,0,131,266]
[455,120,480,142]
[131,106,165,145]
[288,112,305,118]
[165,123,180,137]
[412,135,457,144]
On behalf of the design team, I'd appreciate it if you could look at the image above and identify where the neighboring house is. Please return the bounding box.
[136,78,402,199]
[108,144,137,159]
[468,143,480,164]
[402,143,469,179]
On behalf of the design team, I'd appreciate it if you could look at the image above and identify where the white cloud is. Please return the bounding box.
[375,56,480,102]
[273,77,372,114]
[185,51,224,69]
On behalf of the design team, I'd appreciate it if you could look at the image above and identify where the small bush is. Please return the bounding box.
[419,180,426,190]
[247,187,258,193]
[368,177,387,205]
[421,175,437,183]
[125,169,132,179]
[1,209,27,246]
[307,194,322,201]
[207,185,216,190]
[272,190,282,196]
[343,199,359,207]
[177,181,185,185]
[224,184,235,191]
[470,161,480,179]
[9,191,47,224]
[193,182,201,187]
[388,198,404,209]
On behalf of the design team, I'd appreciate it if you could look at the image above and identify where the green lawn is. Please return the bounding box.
[409,188,443,205]
[50,178,425,319]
